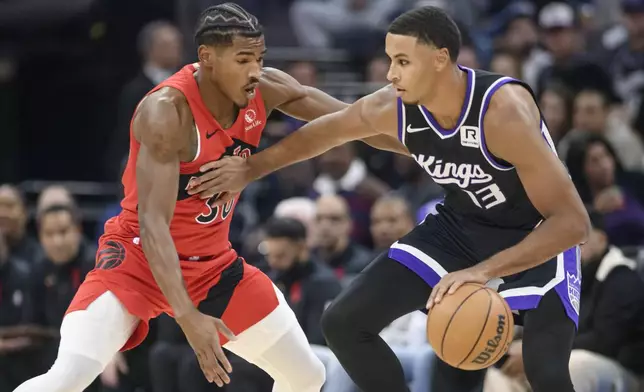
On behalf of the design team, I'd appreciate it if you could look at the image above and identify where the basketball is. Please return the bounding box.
[426,283,514,371]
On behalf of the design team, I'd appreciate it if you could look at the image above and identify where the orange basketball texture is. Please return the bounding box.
[426,283,514,370]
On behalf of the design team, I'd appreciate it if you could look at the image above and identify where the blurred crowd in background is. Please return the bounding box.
[2,0,644,391]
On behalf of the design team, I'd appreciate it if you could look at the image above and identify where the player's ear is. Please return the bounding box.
[198,45,214,66]
[434,47,450,72]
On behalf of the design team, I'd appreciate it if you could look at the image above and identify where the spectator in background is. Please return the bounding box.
[600,0,644,139]
[566,134,644,247]
[36,185,74,213]
[228,218,342,392]
[289,0,399,49]
[485,209,644,392]
[495,2,548,89]
[0,184,40,264]
[264,217,342,345]
[539,83,574,146]
[536,2,613,98]
[312,143,389,245]
[457,44,480,69]
[489,50,522,79]
[0,232,45,390]
[274,197,318,247]
[559,88,644,170]
[30,204,100,390]
[105,21,183,180]
[32,204,95,329]
[243,160,316,224]
[312,195,372,284]
[318,190,432,392]
[369,195,415,255]
[365,55,390,85]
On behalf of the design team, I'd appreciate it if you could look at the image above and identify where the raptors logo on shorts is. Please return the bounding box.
[96,240,126,270]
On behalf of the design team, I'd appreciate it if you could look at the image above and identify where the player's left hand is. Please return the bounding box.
[426,267,490,310]
[186,156,250,202]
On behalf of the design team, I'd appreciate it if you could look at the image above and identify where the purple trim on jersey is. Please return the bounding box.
[388,247,441,287]
[503,247,580,327]
[397,97,403,142]
[553,246,581,326]
[419,66,474,137]
[391,242,580,327]
[504,295,542,310]
[479,78,516,170]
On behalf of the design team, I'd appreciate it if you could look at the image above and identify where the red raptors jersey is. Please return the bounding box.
[114,63,266,259]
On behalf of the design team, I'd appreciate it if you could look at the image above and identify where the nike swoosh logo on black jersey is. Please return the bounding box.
[406,124,431,133]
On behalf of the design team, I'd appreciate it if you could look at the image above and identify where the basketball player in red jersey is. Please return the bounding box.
[13,4,403,392]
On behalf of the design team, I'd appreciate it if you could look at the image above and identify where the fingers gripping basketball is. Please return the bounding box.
[426,283,514,370]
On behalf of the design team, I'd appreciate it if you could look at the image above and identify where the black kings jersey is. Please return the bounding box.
[397,67,558,230]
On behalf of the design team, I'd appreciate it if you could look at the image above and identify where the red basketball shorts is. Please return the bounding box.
[66,232,279,352]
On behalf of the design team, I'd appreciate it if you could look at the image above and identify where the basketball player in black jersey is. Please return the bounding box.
[191,6,590,392]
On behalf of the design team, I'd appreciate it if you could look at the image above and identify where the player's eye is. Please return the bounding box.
[237,59,251,64]
[258,57,264,63]
[399,59,409,66]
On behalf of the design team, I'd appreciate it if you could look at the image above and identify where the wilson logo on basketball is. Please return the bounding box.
[96,240,126,270]
[471,314,506,365]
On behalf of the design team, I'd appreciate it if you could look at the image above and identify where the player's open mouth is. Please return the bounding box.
[244,84,257,97]
[394,87,406,97]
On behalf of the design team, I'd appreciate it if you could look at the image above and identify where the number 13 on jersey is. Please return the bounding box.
[463,183,507,210]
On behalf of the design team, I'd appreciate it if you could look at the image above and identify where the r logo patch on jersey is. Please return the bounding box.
[460,126,479,148]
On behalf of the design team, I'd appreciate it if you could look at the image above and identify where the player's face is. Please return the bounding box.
[39,211,81,265]
[201,35,265,108]
[263,237,306,271]
[385,33,450,105]
[573,92,608,133]
[0,186,26,239]
[583,142,615,189]
[314,201,352,248]
[370,201,413,249]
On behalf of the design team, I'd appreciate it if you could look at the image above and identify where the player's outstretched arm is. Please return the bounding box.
[260,67,409,155]
[475,84,590,278]
[193,86,400,200]
[133,90,235,387]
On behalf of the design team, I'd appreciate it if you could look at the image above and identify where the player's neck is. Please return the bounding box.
[419,65,467,128]
[195,70,238,127]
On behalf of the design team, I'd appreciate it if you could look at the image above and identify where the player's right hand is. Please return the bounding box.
[176,309,237,386]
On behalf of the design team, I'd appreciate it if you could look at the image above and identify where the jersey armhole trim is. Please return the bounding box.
[397,97,407,144]
[479,77,517,171]
[190,122,202,163]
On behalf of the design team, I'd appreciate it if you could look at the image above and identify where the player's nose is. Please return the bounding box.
[248,65,261,80]
[386,67,397,83]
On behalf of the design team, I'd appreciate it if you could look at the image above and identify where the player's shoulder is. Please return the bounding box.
[133,87,193,146]
[362,84,397,110]
[357,85,398,126]
[485,83,538,127]
[135,87,192,129]
[139,87,188,115]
